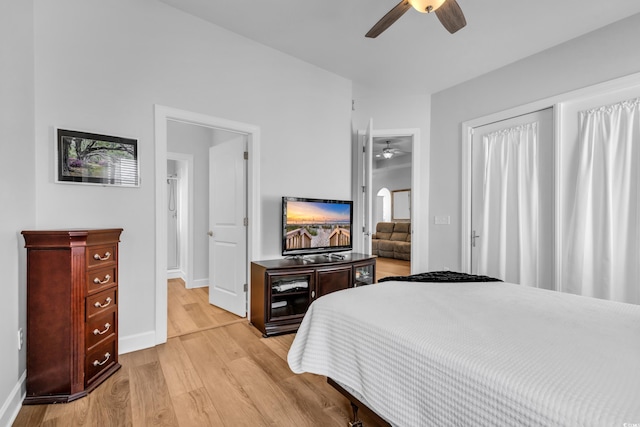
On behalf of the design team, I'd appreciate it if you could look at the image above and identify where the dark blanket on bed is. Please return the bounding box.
[378,270,502,283]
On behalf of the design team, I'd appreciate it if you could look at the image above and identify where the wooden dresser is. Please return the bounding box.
[21,228,123,404]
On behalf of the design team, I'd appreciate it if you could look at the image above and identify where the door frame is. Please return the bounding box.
[354,127,423,274]
[461,102,561,280]
[154,105,261,345]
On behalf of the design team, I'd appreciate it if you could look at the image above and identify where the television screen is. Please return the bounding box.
[282,197,353,256]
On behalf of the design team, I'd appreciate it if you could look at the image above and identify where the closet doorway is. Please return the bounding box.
[469,108,554,288]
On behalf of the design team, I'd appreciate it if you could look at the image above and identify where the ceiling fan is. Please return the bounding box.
[366,0,466,38]
[375,141,406,159]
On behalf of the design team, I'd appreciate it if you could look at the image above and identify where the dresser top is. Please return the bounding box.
[22,228,123,247]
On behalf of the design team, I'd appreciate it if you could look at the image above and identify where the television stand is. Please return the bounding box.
[250,253,376,336]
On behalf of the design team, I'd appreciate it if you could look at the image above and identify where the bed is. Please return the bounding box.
[287,274,640,426]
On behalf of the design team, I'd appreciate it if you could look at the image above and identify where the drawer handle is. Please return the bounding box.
[94,297,112,308]
[93,323,111,335]
[93,251,111,261]
[92,352,111,367]
[93,274,111,285]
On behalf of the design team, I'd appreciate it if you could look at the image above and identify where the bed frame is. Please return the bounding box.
[327,378,391,427]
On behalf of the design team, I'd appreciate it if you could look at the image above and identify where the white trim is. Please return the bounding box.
[460,125,474,273]
[167,269,185,280]
[119,331,157,355]
[553,105,563,292]
[190,278,209,289]
[154,105,261,345]
[461,70,640,278]
[0,372,25,427]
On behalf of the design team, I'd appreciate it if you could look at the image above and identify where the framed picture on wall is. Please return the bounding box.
[392,189,411,220]
[56,128,139,186]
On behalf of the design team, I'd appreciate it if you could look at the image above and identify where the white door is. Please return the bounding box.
[208,139,247,316]
[362,119,374,254]
[471,108,554,287]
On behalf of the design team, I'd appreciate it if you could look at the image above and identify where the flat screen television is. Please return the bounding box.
[282,196,353,256]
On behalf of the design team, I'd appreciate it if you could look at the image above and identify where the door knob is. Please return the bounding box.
[208,231,214,237]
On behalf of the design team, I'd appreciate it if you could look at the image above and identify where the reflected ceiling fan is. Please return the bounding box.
[366,0,466,38]
[375,141,407,159]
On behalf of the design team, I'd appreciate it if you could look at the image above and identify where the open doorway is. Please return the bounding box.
[164,123,248,337]
[371,136,412,279]
[355,126,421,277]
[154,105,261,345]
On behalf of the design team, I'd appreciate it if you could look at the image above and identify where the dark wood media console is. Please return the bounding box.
[250,253,375,337]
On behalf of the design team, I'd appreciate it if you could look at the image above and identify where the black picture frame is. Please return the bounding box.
[56,128,139,186]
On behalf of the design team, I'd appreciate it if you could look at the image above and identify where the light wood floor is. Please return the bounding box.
[13,322,389,427]
[375,256,411,281]
[167,279,244,338]
[13,259,409,427]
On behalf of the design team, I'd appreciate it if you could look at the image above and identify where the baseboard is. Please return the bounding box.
[167,269,185,280]
[118,330,156,355]
[187,278,208,289]
[0,371,26,427]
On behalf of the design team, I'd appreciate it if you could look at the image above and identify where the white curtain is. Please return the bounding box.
[479,122,539,286]
[563,98,640,304]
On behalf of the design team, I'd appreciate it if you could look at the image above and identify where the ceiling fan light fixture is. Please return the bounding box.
[408,0,446,13]
[382,148,394,159]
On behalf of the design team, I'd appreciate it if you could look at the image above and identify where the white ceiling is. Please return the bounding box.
[158,0,640,94]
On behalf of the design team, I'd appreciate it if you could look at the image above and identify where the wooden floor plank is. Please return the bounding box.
[178,332,268,426]
[83,368,133,427]
[128,360,179,426]
[226,356,315,426]
[172,388,224,427]
[260,333,294,362]
[12,404,47,427]
[167,279,243,338]
[155,338,204,397]
[375,256,411,281]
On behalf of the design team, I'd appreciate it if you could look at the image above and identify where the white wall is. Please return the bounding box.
[430,12,640,271]
[31,0,351,355]
[0,0,35,424]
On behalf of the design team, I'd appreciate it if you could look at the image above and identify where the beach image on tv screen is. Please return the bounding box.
[285,201,351,250]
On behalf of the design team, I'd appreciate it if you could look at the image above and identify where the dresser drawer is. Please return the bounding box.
[86,310,117,351]
[86,266,117,294]
[87,244,118,268]
[86,288,117,318]
[85,339,117,386]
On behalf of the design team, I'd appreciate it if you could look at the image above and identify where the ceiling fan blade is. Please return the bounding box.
[435,0,467,34]
[365,1,411,38]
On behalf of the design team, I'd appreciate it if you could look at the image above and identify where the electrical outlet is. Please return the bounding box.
[18,328,24,350]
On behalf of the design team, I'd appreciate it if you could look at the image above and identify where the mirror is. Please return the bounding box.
[392,189,410,220]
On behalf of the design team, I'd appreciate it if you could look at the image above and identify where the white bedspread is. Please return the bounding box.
[287,281,640,426]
